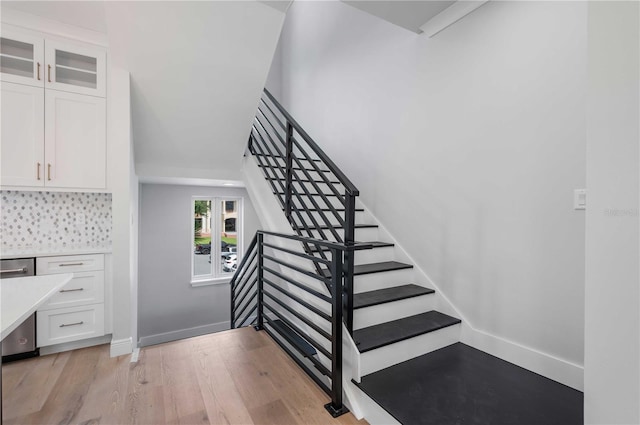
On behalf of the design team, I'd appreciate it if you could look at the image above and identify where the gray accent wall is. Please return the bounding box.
[138,183,260,346]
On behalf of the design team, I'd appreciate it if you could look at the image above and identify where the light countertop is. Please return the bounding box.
[1,273,73,340]
[0,248,112,260]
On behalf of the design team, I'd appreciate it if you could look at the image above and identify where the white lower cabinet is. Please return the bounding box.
[37,304,105,347]
[36,254,106,348]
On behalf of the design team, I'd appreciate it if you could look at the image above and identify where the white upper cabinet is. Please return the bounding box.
[45,90,106,188]
[0,25,107,190]
[0,82,45,187]
[0,25,106,98]
[0,29,44,88]
[45,40,106,97]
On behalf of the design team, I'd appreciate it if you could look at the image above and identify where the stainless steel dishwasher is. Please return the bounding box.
[1,258,38,362]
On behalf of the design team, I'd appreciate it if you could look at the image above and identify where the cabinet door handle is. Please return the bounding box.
[47,163,51,181]
[60,288,84,293]
[0,268,26,274]
[58,262,84,267]
[47,64,52,83]
[37,162,41,180]
[37,62,41,80]
[59,321,83,328]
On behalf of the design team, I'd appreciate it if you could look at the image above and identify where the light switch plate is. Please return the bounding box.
[574,189,586,210]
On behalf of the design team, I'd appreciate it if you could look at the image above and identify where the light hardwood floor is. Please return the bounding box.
[2,327,367,425]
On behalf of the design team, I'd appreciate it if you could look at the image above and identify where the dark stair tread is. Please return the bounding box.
[273,177,341,184]
[315,224,378,230]
[258,164,331,173]
[274,191,343,198]
[353,311,461,353]
[353,343,583,425]
[285,207,365,212]
[322,261,413,278]
[308,241,394,253]
[254,153,323,163]
[269,319,317,358]
[353,284,435,309]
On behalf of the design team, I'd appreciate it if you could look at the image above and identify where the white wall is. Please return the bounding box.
[265,35,284,100]
[129,138,140,349]
[107,67,134,356]
[137,184,261,346]
[584,2,639,423]
[274,0,587,371]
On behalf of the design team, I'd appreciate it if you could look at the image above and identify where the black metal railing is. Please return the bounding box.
[247,88,360,332]
[231,231,369,417]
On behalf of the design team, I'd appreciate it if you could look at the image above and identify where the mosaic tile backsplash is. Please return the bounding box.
[0,191,112,254]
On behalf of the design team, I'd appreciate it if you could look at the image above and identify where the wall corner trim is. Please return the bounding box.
[110,337,133,358]
[419,0,489,37]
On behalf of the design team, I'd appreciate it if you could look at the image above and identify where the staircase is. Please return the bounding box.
[243,88,463,416]
[233,88,583,424]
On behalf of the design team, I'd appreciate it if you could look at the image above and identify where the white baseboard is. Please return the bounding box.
[110,337,133,357]
[461,324,584,391]
[39,334,112,356]
[138,320,230,348]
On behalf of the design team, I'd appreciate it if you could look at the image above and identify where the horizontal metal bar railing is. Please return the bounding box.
[262,89,359,197]
[262,266,331,302]
[263,278,331,321]
[262,302,332,360]
[230,230,354,417]
[263,291,331,341]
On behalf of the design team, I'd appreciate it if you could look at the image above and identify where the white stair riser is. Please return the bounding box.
[354,268,414,293]
[354,294,436,330]
[353,246,396,265]
[292,182,344,196]
[297,211,367,226]
[306,226,379,242]
[348,382,401,425]
[291,196,345,211]
[359,324,461,377]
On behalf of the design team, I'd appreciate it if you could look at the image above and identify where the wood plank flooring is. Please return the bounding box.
[2,327,366,425]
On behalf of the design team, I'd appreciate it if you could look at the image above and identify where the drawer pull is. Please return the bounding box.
[0,268,26,274]
[58,262,84,267]
[60,288,84,293]
[59,321,84,328]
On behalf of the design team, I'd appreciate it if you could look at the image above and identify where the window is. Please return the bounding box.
[192,197,242,283]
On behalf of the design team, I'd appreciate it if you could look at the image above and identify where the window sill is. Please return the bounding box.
[190,276,232,287]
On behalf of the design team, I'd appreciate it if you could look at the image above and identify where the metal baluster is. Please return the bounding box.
[255,232,264,331]
[284,122,294,220]
[325,246,348,417]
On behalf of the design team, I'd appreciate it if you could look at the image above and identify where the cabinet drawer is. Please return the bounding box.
[38,271,104,311]
[37,254,104,274]
[37,304,105,347]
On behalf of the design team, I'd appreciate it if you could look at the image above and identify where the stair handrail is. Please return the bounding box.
[262,88,359,197]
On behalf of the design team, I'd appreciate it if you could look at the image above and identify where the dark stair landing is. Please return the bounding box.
[353,311,460,353]
[354,342,583,425]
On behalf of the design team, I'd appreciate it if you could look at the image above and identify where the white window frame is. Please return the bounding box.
[191,196,243,286]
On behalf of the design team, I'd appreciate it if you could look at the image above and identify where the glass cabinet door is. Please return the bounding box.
[0,30,44,87]
[45,40,106,97]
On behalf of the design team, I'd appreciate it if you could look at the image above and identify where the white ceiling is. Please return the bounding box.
[342,0,456,33]
[106,1,285,181]
[259,0,293,13]
[2,1,107,33]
